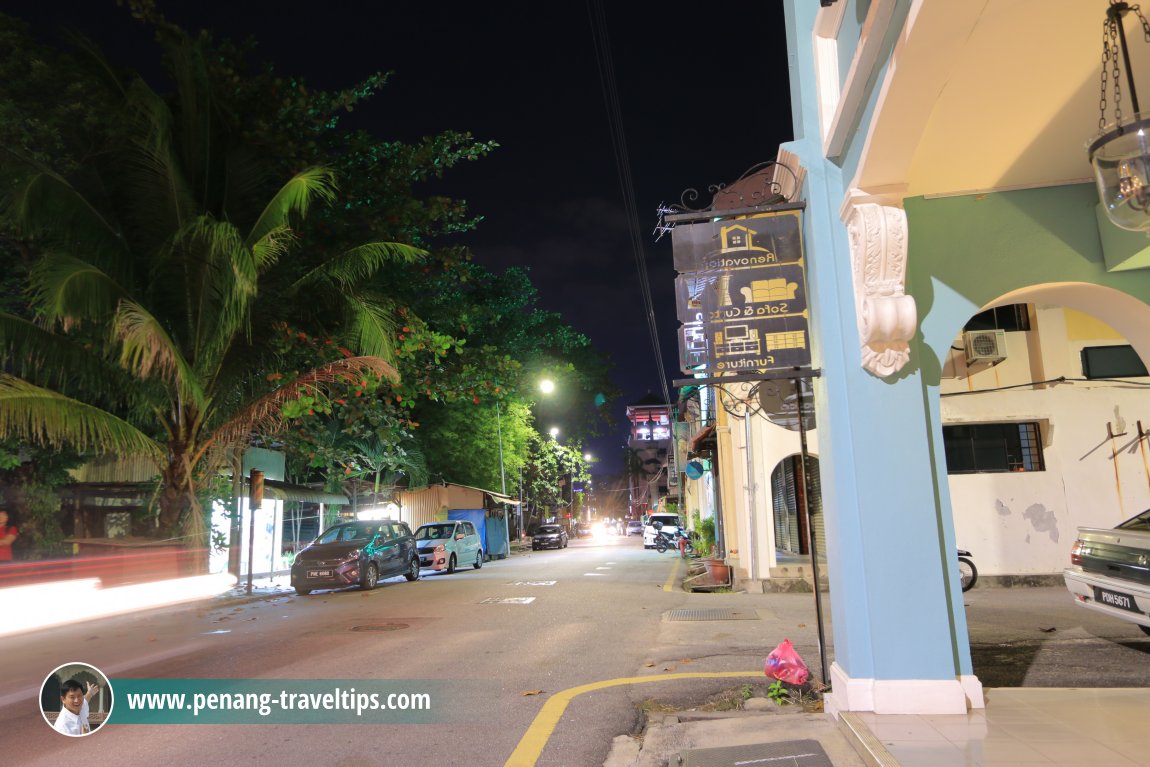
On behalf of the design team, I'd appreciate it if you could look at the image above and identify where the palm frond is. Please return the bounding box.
[8,170,128,272]
[204,356,400,462]
[179,217,258,347]
[29,250,127,329]
[112,300,206,409]
[0,312,133,396]
[0,375,164,460]
[289,241,426,292]
[341,293,399,360]
[121,78,196,241]
[245,167,338,251]
[249,225,297,271]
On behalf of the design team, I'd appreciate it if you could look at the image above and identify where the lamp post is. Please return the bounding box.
[495,400,509,554]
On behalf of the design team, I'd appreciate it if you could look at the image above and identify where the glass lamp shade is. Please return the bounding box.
[1089,114,1150,232]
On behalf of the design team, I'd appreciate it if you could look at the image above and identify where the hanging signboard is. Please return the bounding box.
[672,208,810,374]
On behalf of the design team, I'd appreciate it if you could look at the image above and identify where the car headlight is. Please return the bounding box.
[434,544,446,553]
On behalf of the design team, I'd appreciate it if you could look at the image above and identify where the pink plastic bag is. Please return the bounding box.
[764,639,810,685]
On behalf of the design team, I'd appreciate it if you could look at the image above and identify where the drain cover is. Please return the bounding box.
[679,739,833,767]
[665,608,759,621]
[349,623,408,632]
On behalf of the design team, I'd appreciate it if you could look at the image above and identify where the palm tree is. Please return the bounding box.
[0,26,420,543]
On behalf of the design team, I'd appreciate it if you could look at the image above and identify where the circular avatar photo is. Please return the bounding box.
[41,662,114,736]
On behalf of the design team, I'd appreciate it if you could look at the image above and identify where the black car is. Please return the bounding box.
[291,520,420,595]
[532,524,568,550]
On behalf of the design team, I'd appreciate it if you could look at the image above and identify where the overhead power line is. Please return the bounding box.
[586,0,673,409]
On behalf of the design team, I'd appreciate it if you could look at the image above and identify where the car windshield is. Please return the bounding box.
[316,523,373,544]
[1117,509,1150,531]
[416,524,454,540]
[538,525,561,534]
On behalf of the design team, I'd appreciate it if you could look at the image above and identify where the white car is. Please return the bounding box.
[643,513,682,548]
[1064,509,1150,635]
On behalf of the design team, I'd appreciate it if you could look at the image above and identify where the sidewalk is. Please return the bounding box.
[601,567,1150,767]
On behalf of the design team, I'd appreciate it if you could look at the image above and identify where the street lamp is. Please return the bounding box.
[539,378,555,394]
[549,426,560,439]
[1089,1,1150,231]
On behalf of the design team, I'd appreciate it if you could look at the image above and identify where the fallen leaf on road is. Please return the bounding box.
[663,667,675,672]
[1039,627,1057,633]
[644,662,655,668]
[521,690,544,696]
[798,624,806,628]
[680,658,693,663]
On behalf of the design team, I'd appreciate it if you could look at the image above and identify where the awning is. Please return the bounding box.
[689,424,717,453]
[488,492,522,506]
[243,478,349,505]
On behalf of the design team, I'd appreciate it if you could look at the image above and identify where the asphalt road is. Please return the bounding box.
[3,539,1147,767]
[963,584,1150,687]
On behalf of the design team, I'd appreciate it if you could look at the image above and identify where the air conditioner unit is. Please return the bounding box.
[963,329,1007,364]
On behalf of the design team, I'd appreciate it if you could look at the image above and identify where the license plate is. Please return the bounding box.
[1093,585,1141,613]
[308,569,333,579]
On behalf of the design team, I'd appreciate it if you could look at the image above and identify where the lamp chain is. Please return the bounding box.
[1101,18,1116,130]
[1101,2,1150,129]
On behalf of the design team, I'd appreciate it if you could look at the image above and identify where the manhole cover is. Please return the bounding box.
[679,739,833,767]
[665,608,759,621]
[349,623,409,632]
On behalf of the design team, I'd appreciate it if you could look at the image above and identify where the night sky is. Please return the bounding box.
[6,2,793,475]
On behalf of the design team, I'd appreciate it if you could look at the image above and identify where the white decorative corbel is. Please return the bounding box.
[844,200,917,377]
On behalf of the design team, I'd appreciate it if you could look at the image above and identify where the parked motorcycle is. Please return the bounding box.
[958,550,978,592]
[653,524,695,557]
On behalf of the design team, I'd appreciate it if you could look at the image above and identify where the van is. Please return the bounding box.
[643,513,683,548]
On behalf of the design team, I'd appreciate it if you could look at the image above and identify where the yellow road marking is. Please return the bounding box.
[503,671,762,767]
[662,557,681,592]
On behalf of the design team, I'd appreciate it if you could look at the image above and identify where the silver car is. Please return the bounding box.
[414,521,484,573]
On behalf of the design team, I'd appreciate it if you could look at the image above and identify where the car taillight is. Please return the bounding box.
[1070,539,1084,566]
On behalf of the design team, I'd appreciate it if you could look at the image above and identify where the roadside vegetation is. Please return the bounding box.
[0,1,616,555]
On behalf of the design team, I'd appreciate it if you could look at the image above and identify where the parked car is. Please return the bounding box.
[414,521,484,573]
[643,513,683,548]
[532,524,568,550]
[626,520,643,536]
[290,520,420,595]
[1064,508,1150,635]
[574,520,594,538]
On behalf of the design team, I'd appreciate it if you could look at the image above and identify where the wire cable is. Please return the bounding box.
[586,0,672,408]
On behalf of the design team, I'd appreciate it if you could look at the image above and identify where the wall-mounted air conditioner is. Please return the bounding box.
[963,329,1007,364]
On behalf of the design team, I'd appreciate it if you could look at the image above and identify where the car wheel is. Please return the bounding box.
[294,587,312,596]
[446,553,457,574]
[532,544,540,551]
[1139,625,1150,637]
[473,550,483,569]
[404,556,420,581]
[361,563,378,590]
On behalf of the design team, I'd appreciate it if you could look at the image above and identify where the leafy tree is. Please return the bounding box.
[522,433,589,525]
[0,14,417,543]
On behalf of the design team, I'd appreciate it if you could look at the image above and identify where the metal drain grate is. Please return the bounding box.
[679,739,833,767]
[665,608,759,621]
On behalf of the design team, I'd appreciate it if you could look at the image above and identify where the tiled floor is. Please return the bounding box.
[844,688,1150,766]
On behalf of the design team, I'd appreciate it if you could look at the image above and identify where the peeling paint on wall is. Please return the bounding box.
[1023,504,1059,543]
[996,500,1011,517]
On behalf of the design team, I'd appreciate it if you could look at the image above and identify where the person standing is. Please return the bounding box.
[0,510,16,562]
[52,680,91,736]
